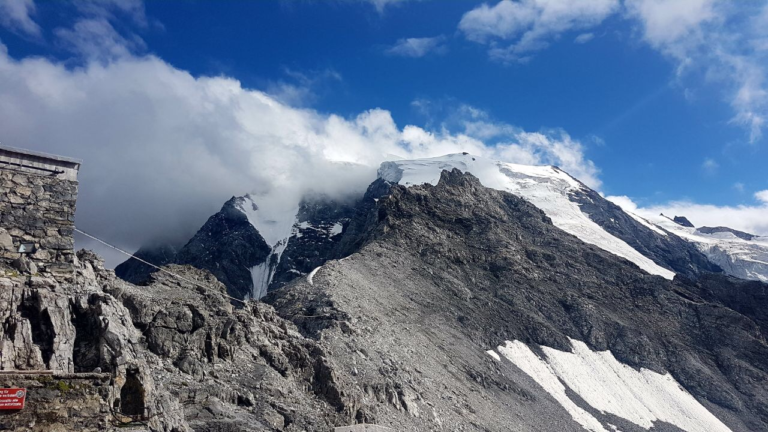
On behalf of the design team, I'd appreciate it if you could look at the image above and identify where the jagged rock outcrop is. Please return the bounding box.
[698,226,758,241]
[270,195,356,291]
[1,251,187,431]
[673,215,695,227]
[1,249,363,431]
[268,170,768,431]
[174,196,272,300]
[114,243,179,285]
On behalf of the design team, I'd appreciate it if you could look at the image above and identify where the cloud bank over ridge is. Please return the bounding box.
[0,42,600,263]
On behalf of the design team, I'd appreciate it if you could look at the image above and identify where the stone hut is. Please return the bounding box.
[0,145,81,275]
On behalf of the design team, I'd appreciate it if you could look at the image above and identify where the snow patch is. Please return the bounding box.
[238,195,298,247]
[498,340,608,432]
[485,350,501,362]
[498,339,731,432]
[307,266,322,286]
[381,154,674,280]
[330,222,344,236]
[627,211,668,236]
[237,195,298,299]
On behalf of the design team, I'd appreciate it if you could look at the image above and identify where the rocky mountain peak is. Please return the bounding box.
[697,226,758,241]
[269,169,768,431]
[673,215,695,227]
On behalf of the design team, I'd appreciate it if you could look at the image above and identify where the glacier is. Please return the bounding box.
[642,215,768,283]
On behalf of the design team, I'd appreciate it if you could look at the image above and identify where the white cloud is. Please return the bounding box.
[605,195,639,213]
[626,0,768,143]
[458,0,619,62]
[413,101,602,188]
[574,32,594,44]
[701,157,719,174]
[733,182,745,193]
[265,68,342,106]
[73,0,147,26]
[0,48,600,264]
[365,0,410,14]
[608,195,768,236]
[624,0,716,49]
[385,36,447,58]
[0,0,41,37]
[756,189,768,203]
[455,0,768,141]
[497,129,601,188]
[54,18,145,61]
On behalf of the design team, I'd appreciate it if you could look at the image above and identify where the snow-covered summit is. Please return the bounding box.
[378,153,676,280]
[645,215,768,283]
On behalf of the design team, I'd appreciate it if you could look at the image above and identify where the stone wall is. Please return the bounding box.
[0,168,77,275]
[0,373,114,432]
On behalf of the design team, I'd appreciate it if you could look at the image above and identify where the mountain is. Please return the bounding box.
[6,160,768,431]
[117,153,768,301]
[116,194,356,300]
[697,226,758,241]
[378,153,720,279]
[269,194,356,291]
[114,242,178,284]
[268,169,768,431]
[630,213,768,283]
[173,196,273,300]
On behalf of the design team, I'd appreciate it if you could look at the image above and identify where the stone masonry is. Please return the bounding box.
[0,147,79,276]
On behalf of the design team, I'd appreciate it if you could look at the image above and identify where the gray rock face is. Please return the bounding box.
[114,242,179,285]
[673,215,695,227]
[173,196,272,300]
[267,170,768,431]
[569,186,721,277]
[1,249,360,431]
[697,226,758,241]
[270,194,357,291]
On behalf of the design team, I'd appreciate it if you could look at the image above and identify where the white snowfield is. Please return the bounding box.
[490,339,731,432]
[640,215,768,283]
[378,154,675,280]
[237,195,298,299]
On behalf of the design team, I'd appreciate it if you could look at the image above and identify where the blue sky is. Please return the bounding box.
[1,0,767,255]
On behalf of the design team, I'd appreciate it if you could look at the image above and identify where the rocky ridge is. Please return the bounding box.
[116,194,356,300]
[1,250,358,431]
[268,170,768,431]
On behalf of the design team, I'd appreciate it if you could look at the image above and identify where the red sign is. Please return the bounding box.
[0,388,26,410]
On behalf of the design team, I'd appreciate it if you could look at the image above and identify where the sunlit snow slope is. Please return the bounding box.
[488,339,731,432]
[378,154,675,280]
[643,215,768,283]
